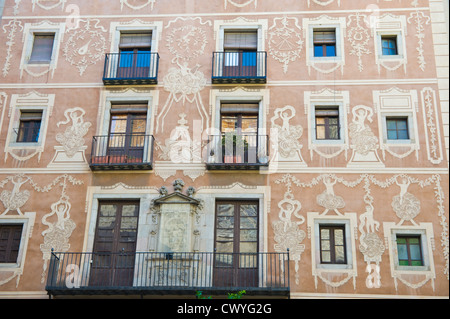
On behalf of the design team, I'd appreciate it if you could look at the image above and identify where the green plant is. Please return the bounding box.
[195,291,212,299]
[227,290,246,299]
[221,132,249,149]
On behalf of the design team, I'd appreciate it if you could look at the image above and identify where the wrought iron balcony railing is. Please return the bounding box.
[103,52,160,85]
[206,133,270,170]
[212,51,267,84]
[89,134,154,170]
[46,251,290,297]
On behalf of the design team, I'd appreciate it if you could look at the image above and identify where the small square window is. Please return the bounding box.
[29,33,55,63]
[313,30,336,57]
[16,110,42,143]
[381,36,398,56]
[386,117,409,140]
[315,107,340,140]
[319,225,347,264]
[0,224,23,264]
[396,235,423,267]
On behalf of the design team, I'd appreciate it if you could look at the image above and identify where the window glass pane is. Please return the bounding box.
[119,51,133,67]
[217,204,234,216]
[335,246,345,263]
[240,229,257,241]
[397,130,409,140]
[396,120,408,130]
[216,228,234,241]
[397,243,408,260]
[240,217,257,229]
[334,229,344,245]
[240,204,258,217]
[387,130,398,140]
[321,240,330,251]
[242,52,257,66]
[411,260,423,266]
[136,50,151,68]
[321,251,331,263]
[328,125,339,139]
[316,126,326,139]
[326,45,336,57]
[410,245,422,260]
[217,216,234,229]
[387,120,397,130]
[314,45,324,57]
[321,228,330,240]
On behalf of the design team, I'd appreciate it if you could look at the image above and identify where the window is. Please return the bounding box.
[16,110,42,143]
[386,117,409,140]
[381,36,398,56]
[29,33,55,63]
[223,31,258,75]
[0,224,23,264]
[118,32,152,77]
[396,235,423,267]
[315,107,340,140]
[319,225,347,264]
[313,29,336,57]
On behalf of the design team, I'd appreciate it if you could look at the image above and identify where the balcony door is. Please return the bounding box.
[117,32,152,78]
[220,103,258,163]
[223,31,257,78]
[214,201,259,288]
[90,201,140,287]
[108,104,147,164]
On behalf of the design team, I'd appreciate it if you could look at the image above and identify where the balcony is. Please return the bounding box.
[45,251,290,298]
[89,134,154,171]
[206,133,269,170]
[212,51,267,84]
[103,52,160,85]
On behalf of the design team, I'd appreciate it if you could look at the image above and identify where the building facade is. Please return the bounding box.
[0,0,448,299]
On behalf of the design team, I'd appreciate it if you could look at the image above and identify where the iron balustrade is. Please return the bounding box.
[89,134,154,170]
[46,251,290,297]
[103,52,160,85]
[212,51,267,84]
[206,133,269,169]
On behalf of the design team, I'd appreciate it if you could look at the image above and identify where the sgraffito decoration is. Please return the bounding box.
[156,17,210,134]
[63,19,107,76]
[224,0,257,9]
[0,174,83,286]
[55,107,91,158]
[273,173,447,290]
[120,0,156,11]
[347,13,371,72]
[268,16,303,74]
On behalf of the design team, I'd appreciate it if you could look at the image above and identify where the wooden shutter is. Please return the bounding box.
[119,32,152,49]
[224,31,258,50]
[0,225,23,263]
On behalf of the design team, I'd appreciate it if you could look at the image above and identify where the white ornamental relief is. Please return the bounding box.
[224,0,257,9]
[408,2,430,71]
[270,105,305,163]
[63,19,107,76]
[0,175,30,216]
[120,0,155,10]
[2,20,23,77]
[32,0,67,11]
[156,113,201,164]
[157,18,210,134]
[316,176,345,215]
[273,175,306,285]
[55,107,91,157]
[391,176,421,225]
[347,13,371,72]
[268,16,303,74]
[308,0,340,7]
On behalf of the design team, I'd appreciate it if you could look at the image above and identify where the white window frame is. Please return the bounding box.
[0,213,36,284]
[303,15,346,75]
[383,222,436,290]
[4,92,55,163]
[20,21,65,79]
[372,14,408,73]
[307,212,358,289]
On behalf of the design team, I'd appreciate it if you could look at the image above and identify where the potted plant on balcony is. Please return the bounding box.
[221,132,248,164]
